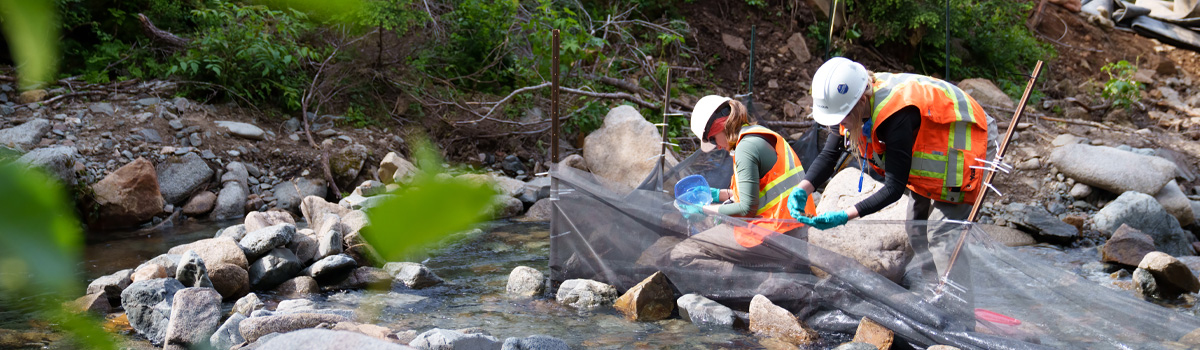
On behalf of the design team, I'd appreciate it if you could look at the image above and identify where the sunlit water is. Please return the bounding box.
[76,221,851,349]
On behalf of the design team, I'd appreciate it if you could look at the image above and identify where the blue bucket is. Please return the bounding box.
[674,174,712,207]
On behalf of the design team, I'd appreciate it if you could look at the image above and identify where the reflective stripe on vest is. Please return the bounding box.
[863,73,989,204]
[729,125,813,247]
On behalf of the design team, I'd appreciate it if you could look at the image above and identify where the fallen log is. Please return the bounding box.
[138,13,190,50]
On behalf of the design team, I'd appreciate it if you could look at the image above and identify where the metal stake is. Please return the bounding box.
[549,29,561,284]
[658,68,671,191]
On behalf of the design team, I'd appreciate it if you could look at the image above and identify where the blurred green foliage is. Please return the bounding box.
[361,138,497,261]
[1,0,59,88]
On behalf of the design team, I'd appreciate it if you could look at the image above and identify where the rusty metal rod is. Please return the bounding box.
[549,29,561,284]
[938,60,1043,293]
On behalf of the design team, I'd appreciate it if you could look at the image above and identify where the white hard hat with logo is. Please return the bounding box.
[810,57,870,126]
[690,95,732,152]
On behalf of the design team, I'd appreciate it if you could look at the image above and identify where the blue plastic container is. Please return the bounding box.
[674,174,712,207]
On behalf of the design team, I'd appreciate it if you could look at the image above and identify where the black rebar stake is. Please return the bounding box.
[945,0,951,81]
[658,68,671,191]
[548,29,561,284]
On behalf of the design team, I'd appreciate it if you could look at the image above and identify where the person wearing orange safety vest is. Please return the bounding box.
[668,95,816,277]
[792,57,997,327]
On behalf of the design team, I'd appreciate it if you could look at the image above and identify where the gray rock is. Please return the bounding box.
[1139,251,1200,298]
[378,152,417,185]
[1094,192,1194,256]
[189,133,202,147]
[338,193,394,211]
[513,198,551,223]
[810,168,913,282]
[677,294,736,329]
[555,279,617,310]
[274,177,327,213]
[287,228,319,265]
[501,335,568,350]
[233,292,264,316]
[139,128,162,143]
[120,278,185,345]
[86,268,134,299]
[834,343,879,350]
[583,106,678,191]
[139,254,182,278]
[89,102,115,116]
[215,121,265,140]
[1007,203,1078,244]
[243,211,296,233]
[1156,180,1195,227]
[1050,144,1177,196]
[505,266,544,297]
[410,328,501,350]
[1134,267,1161,299]
[273,276,320,299]
[301,254,357,283]
[216,224,248,241]
[275,299,317,313]
[168,120,184,130]
[156,152,214,205]
[212,183,247,220]
[0,118,50,149]
[17,145,80,185]
[958,78,1015,109]
[330,143,368,189]
[209,312,246,350]
[164,287,221,348]
[176,250,214,288]
[1070,183,1092,199]
[748,294,818,346]
[238,313,350,344]
[283,118,300,133]
[384,262,444,289]
[489,195,524,219]
[224,162,251,195]
[301,196,351,235]
[239,224,295,260]
[325,266,393,291]
[248,248,303,289]
[166,237,250,271]
[317,214,344,259]
[257,329,415,350]
[138,97,161,106]
[352,180,387,197]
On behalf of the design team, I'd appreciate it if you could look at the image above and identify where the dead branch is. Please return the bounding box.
[137,13,190,50]
[1039,115,1113,129]
[760,120,815,128]
[561,86,659,109]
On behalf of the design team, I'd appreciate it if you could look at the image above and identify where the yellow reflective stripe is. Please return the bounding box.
[872,73,910,116]
[757,167,805,215]
[913,75,975,124]
[911,152,947,179]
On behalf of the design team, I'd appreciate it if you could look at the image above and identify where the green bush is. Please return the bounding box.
[170,2,319,110]
[848,0,1054,86]
[1101,60,1142,110]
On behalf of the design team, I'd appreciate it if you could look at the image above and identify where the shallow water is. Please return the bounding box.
[80,221,848,349]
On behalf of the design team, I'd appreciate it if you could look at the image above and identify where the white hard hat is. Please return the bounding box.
[811,57,869,126]
[690,95,731,152]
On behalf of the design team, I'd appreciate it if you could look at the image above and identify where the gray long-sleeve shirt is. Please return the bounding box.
[715,134,777,216]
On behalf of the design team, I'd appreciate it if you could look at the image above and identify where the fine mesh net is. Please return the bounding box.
[549,149,1200,349]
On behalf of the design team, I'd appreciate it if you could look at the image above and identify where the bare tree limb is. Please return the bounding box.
[137,13,190,50]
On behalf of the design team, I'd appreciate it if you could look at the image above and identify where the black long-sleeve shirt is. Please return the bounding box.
[803,106,921,217]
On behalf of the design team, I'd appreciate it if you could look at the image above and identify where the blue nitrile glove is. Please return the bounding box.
[787,187,809,219]
[709,187,722,204]
[678,203,704,220]
[808,211,849,230]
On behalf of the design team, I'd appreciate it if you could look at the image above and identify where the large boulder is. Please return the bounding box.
[330,143,368,189]
[214,121,264,141]
[237,313,350,343]
[749,294,819,346]
[613,271,674,321]
[811,169,913,282]
[17,145,81,186]
[582,105,679,191]
[1102,224,1158,267]
[1050,144,1176,196]
[211,183,246,220]
[168,237,249,271]
[274,177,327,213]
[248,248,303,289]
[677,294,736,329]
[379,152,418,185]
[257,329,415,350]
[301,254,357,284]
[244,211,296,233]
[90,158,164,230]
[239,224,295,260]
[139,254,182,278]
[1156,180,1195,227]
[131,264,167,283]
[0,118,50,150]
[505,266,544,298]
[1094,192,1194,256]
[86,269,133,301]
[457,173,526,198]
[273,276,320,299]
[163,287,221,349]
[410,328,500,350]
[207,263,249,300]
[555,279,617,310]
[957,78,1014,109]
[155,152,213,205]
[1139,252,1200,299]
[120,278,185,345]
[301,196,351,233]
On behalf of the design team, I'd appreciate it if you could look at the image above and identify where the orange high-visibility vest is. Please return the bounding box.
[730,125,815,248]
[845,73,990,204]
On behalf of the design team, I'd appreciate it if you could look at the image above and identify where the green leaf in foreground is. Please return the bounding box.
[361,140,497,261]
[0,0,58,89]
[0,160,117,349]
